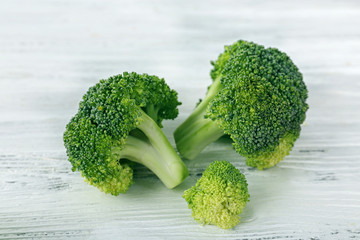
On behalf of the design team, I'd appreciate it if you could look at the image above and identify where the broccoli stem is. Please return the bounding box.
[144,104,160,125]
[116,110,188,189]
[174,76,224,160]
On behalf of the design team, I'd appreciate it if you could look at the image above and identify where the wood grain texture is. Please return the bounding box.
[1,0,360,239]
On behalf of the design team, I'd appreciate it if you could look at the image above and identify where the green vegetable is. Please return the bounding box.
[183,160,250,229]
[174,40,309,169]
[63,72,188,195]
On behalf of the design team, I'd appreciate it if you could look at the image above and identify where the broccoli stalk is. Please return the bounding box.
[113,110,188,189]
[174,76,224,160]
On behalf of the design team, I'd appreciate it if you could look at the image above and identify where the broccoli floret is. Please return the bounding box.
[183,160,250,229]
[174,40,309,169]
[63,72,189,195]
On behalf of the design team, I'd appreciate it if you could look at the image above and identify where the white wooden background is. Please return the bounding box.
[1,0,360,239]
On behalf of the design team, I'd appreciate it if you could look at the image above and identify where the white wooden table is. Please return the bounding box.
[1,0,360,239]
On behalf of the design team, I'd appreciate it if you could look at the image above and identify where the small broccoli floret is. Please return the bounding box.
[174,40,309,169]
[63,72,188,195]
[183,160,250,229]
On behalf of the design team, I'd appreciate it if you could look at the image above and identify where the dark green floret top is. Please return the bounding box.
[64,72,188,195]
[183,160,250,229]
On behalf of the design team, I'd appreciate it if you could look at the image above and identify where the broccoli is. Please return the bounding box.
[174,40,309,169]
[63,72,189,195]
[183,160,250,229]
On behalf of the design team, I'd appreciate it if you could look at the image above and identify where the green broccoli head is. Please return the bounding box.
[183,160,250,229]
[64,72,188,195]
[207,40,308,169]
[174,40,308,169]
